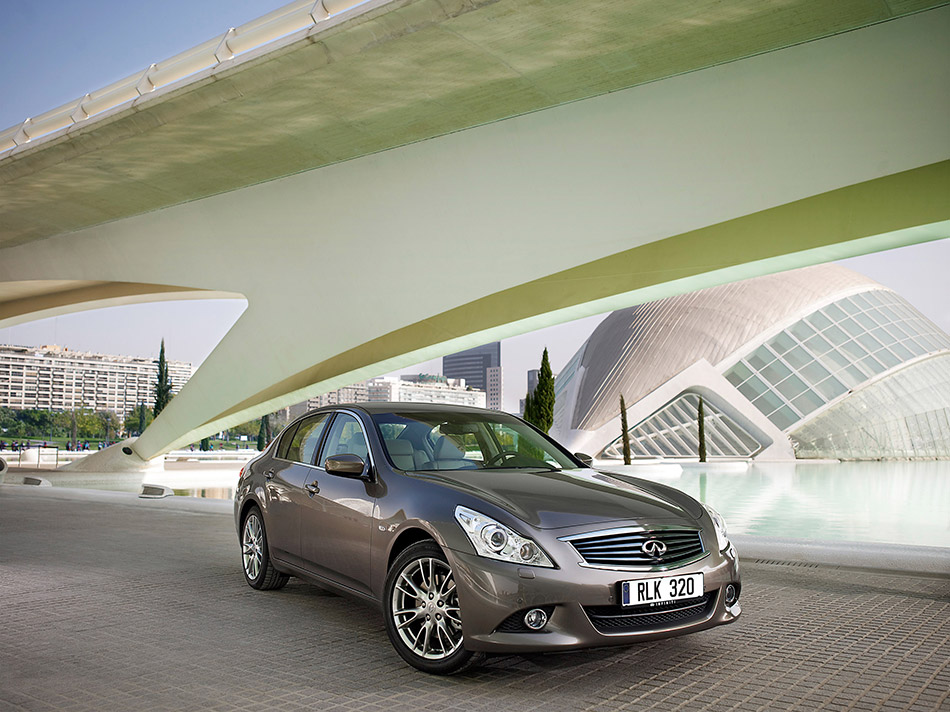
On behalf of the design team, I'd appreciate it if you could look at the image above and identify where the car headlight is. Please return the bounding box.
[455,506,554,568]
[703,504,730,551]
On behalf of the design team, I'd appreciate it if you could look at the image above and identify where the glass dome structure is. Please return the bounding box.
[552,264,950,461]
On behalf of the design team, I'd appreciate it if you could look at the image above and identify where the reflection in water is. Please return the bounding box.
[172,487,236,500]
[636,461,949,548]
[5,461,947,547]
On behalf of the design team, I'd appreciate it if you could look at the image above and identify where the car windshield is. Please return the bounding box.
[372,410,582,472]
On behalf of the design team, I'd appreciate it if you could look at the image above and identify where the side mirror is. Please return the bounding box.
[325,453,367,477]
[574,452,593,467]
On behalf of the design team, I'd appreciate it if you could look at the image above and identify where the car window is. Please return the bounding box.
[372,410,580,472]
[276,422,299,460]
[286,413,330,465]
[428,423,483,463]
[320,413,369,466]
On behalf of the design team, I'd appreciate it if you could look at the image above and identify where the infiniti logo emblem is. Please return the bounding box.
[641,539,667,558]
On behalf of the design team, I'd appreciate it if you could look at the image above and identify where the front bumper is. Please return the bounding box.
[446,543,741,654]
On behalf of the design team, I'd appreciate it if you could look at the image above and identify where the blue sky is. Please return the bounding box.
[1,1,947,411]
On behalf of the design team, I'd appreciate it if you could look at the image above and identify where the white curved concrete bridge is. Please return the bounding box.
[0,0,947,467]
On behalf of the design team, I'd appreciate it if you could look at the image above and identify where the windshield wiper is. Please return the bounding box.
[482,465,562,472]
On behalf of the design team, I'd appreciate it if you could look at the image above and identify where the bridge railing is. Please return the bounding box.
[0,0,367,155]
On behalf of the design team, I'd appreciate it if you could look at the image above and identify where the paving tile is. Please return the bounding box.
[0,487,947,712]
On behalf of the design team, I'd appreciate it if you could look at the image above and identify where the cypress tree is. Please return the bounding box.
[523,392,534,424]
[154,339,172,416]
[698,396,707,463]
[256,416,267,451]
[620,394,632,465]
[533,348,555,433]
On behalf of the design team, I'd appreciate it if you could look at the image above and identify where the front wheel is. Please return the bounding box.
[241,506,289,591]
[383,541,484,674]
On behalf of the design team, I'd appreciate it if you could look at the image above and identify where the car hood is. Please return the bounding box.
[411,467,704,529]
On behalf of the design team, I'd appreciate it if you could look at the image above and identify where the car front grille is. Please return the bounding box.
[565,528,705,568]
[584,593,714,634]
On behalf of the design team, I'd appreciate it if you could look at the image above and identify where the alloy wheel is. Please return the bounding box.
[391,556,463,660]
[242,513,264,581]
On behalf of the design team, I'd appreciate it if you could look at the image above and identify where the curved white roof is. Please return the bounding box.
[564,264,882,432]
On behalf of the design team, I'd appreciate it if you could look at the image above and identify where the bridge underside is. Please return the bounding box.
[0,3,947,463]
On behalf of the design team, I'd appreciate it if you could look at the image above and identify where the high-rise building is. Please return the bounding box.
[0,344,193,415]
[526,369,540,396]
[520,368,541,416]
[486,366,503,410]
[443,342,500,393]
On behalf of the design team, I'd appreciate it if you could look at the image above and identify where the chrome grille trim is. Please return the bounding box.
[560,526,707,571]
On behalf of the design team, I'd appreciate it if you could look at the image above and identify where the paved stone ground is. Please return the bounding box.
[1,487,947,712]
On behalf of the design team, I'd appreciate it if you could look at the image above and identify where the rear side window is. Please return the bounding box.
[276,423,300,460]
[286,414,330,465]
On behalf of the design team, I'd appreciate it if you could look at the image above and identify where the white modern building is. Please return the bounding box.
[368,375,486,408]
[0,344,193,415]
[551,265,950,461]
[293,374,487,415]
[302,382,371,410]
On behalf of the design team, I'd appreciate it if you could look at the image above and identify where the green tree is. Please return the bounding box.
[257,415,268,451]
[698,396,707,463]
[17,409,53,437]
[154,338,172,416]
[98,410,120,444]
[0,406,16,431]
[75,408,104,440]
[52,411,72,439]
[523,391,534,424]
[0,407,25,438]
[620,394,632,465]
[124,404,153,437]
[532,348,555,433]
[231,418,261,439]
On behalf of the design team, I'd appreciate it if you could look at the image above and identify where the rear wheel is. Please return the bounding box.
[384,541,484,674]
[241,506,289,591]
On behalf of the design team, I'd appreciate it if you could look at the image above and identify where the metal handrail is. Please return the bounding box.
[0,0,367,155]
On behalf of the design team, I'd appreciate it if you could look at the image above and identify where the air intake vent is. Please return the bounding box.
[585,593,714,634]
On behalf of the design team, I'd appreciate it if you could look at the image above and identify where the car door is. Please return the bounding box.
[265,412,330,567]
[298,410,376,595]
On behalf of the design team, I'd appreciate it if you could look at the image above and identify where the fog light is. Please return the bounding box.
[725,584,738,605]
[524,608,548,630]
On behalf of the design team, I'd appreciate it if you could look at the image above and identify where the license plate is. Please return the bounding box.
[621,573,704,606]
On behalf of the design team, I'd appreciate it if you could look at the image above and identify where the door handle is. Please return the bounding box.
[264,470,275,480]
[305,482,320,495]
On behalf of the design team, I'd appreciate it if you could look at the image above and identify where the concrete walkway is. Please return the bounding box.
[1,485,948,711]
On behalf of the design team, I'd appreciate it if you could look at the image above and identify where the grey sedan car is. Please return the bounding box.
[235,403,740,674]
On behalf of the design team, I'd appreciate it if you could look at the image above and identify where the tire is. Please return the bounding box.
[241,505,289,591]
[383,540,485,674]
